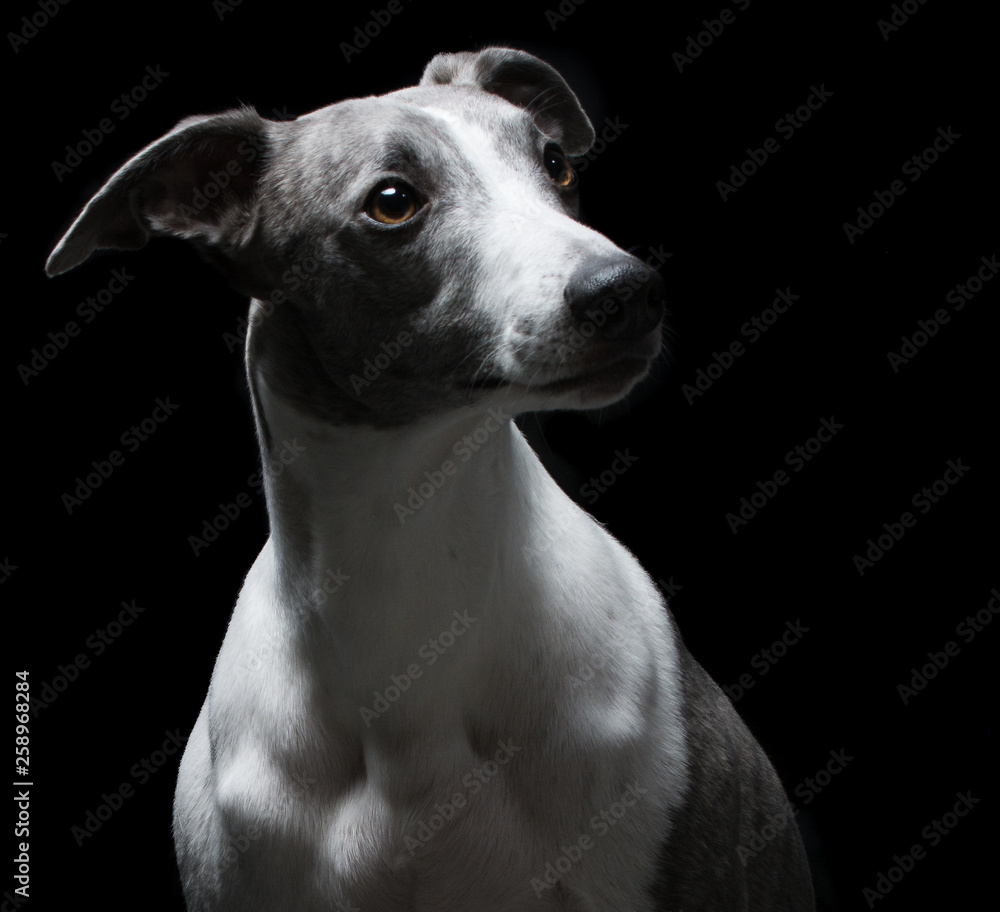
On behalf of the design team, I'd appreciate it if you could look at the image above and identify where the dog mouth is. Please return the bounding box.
[468,316,663,402]
[471,350,655,397]
[534,353,653,393]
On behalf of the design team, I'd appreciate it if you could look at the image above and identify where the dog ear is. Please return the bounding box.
[46,106,271,279]
[420,47,595,155]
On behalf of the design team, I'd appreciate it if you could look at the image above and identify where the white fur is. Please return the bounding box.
[174,373,689,911]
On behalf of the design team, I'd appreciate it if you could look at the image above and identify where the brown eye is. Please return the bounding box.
[543,144,575,188]
[366,182,420,224]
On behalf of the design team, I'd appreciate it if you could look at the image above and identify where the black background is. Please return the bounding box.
[5,0,997,908]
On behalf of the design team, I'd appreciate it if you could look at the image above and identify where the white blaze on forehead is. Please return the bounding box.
[416,102,627,385]
[419,105,536,211]
[417,102,618,253]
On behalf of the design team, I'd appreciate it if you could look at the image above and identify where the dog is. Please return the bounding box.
[47,47,815,911]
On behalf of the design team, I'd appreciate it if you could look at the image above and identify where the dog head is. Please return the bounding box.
[47,48,665,426]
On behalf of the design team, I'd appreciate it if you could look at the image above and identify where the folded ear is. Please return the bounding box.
[46,106,271,279]
[420,47,595,155]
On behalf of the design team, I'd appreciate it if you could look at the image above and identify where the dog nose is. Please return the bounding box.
[564,256,666,342]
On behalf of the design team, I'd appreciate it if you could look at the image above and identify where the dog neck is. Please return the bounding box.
[243,300,567,645]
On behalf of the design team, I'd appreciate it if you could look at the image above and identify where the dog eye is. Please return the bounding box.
[543,144,575,188]
[365,181,420,225]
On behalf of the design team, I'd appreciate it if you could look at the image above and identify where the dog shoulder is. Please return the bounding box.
[651,629,815,910]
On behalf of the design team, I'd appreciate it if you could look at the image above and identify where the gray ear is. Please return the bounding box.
[46,106,270,278]
[420,47,595,155]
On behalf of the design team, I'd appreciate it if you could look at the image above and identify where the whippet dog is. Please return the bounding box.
[47,47,814,911]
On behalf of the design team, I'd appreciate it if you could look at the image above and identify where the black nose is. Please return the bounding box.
[564,256,666,342]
